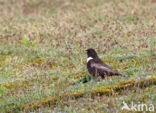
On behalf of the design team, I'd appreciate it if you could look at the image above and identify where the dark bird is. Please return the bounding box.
[86,48,126,79]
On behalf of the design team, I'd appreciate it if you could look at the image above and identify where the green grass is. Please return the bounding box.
[0,0,155,112]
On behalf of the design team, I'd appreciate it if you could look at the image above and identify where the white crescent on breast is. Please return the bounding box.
[87,57,93,63]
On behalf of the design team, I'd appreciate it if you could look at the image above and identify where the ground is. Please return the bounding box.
[0,0,155,113]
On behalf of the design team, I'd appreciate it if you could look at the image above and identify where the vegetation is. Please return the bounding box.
[0,0,155,112]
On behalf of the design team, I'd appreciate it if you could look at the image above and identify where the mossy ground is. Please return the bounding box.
[0,0,155,113]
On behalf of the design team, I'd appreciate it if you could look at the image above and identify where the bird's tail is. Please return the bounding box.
[115,72,128,77]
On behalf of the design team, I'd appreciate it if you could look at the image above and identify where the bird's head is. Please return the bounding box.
[86,48,98,58]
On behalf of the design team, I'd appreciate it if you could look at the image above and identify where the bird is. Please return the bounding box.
[86,48,127,79]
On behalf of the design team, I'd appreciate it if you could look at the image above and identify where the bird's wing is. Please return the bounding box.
[90,63,114,73]
[94,58,113,69]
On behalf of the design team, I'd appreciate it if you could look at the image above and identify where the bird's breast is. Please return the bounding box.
[87,57,93,63]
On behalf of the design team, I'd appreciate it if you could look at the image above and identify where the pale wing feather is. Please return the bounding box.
[90,63,114,73]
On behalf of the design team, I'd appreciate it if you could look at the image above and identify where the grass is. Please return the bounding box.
[0,0,156,113]
[3,76,156,112]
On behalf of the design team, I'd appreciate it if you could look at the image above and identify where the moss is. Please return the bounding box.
[134,77,156,88]
[29,57,76,70]
[102,58,115,63]
[23,97,57,111]
[74,73,85,79]
[62,91,84,99]
[91,77,156,96]
[0,55,11,67]
[30,57,47,66]
[9,77,156,112]
[91,88,111,96]
[0,80,33,90]
[22,92,84,112]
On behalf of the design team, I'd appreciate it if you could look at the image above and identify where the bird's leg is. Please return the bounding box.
[97,76,101,81]
[95,68,98,78]
[104,72,108,80]
[95,68,101,81]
